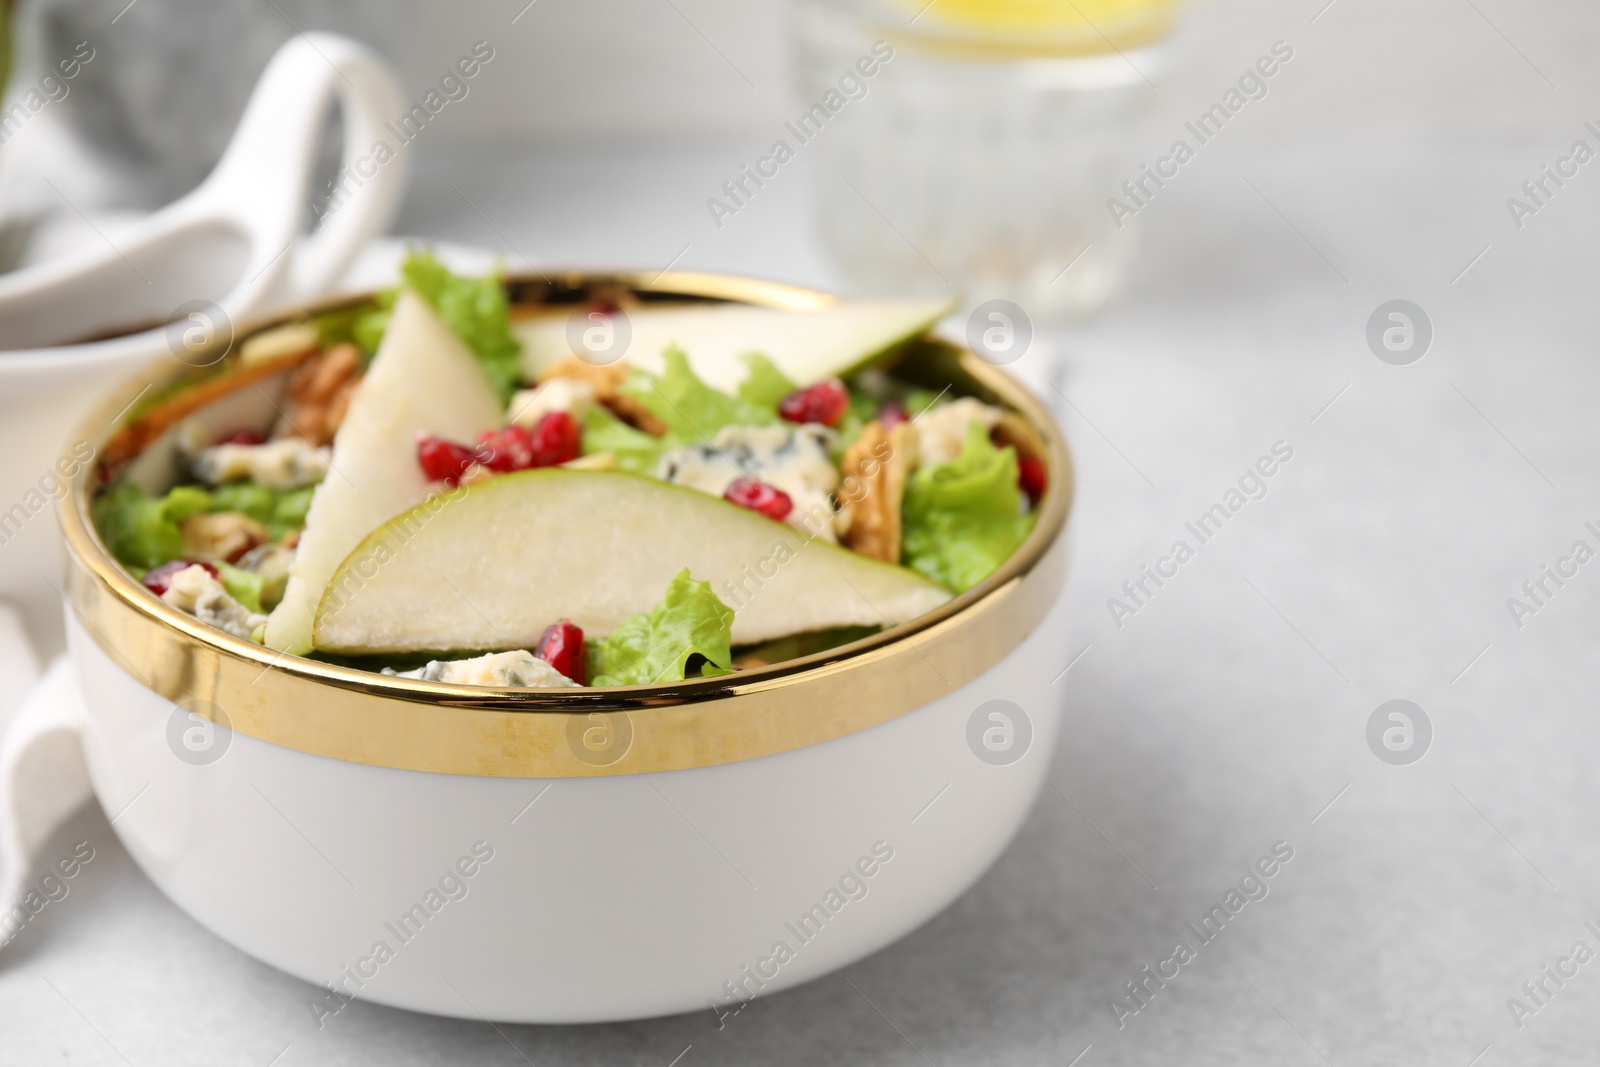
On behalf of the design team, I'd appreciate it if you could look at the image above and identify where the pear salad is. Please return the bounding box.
[92,255,1050,688]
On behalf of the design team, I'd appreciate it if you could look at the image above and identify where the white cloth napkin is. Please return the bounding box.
[0,603,93,947]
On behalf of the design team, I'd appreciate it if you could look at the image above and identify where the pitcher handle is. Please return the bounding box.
[199,32,410,311]
[0,656,90,951]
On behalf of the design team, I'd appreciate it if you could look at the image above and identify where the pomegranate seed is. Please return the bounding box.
[476,424,536,472]
[1018,455,1047,503]
[416,432,479,486]
[878,400,909,430]
[778,379,850,427]
[219,429,266,446]
[421,415,581,486]
[724,478,793,522]
[529,411,581,467]
[535,620,586,684]
[142,559,219,597]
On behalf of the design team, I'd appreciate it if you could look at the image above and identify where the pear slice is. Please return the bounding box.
[263,291,504,654]
[312,469,952,655]
[515,298,954,391]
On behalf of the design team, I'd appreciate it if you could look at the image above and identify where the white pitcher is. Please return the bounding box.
[0,33,409,650]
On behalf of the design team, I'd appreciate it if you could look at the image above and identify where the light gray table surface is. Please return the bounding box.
[6,2,1600,1063]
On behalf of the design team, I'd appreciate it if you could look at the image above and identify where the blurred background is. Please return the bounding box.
[6,0,1594,311]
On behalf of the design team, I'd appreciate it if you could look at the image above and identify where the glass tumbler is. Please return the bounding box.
[793,0,1181,322]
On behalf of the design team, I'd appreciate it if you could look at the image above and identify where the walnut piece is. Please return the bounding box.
[101,342,318,466]
[839,419,919,564]
[179,512,269,563]
[542,355,668,436]
[275,342,364,446]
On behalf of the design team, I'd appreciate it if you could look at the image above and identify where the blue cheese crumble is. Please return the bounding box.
[159,564,267,641]
[384,650,578,688]
[656,423,841,541]
[190,437,330,490]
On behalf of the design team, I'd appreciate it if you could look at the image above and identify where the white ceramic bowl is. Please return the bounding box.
[53,271,1073,1023]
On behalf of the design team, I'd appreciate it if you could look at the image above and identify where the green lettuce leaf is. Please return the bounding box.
[736,352,796,409]
[93,483,211,570]
[311,302,381,355]
[189,482,314,542]
[205,482,277,524]
[95,482,317,569]
[351,306,391,358]
[619,346,775,442]
[731,625,879,666]
[271,485,316,529]
[349,251,521,401]
[588,569,735,687]
[581,406,664,474]
[901,421,1036,593]
[904,387,948,419]
[401,251,521,403]
[832,385,880,455]
[216,562,266,613]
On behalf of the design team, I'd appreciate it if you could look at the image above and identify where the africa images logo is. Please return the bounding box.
[1107,841,1295,1029]
[709,841,895,1029]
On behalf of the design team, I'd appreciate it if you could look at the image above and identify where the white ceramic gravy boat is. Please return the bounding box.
[0,32,407,650]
